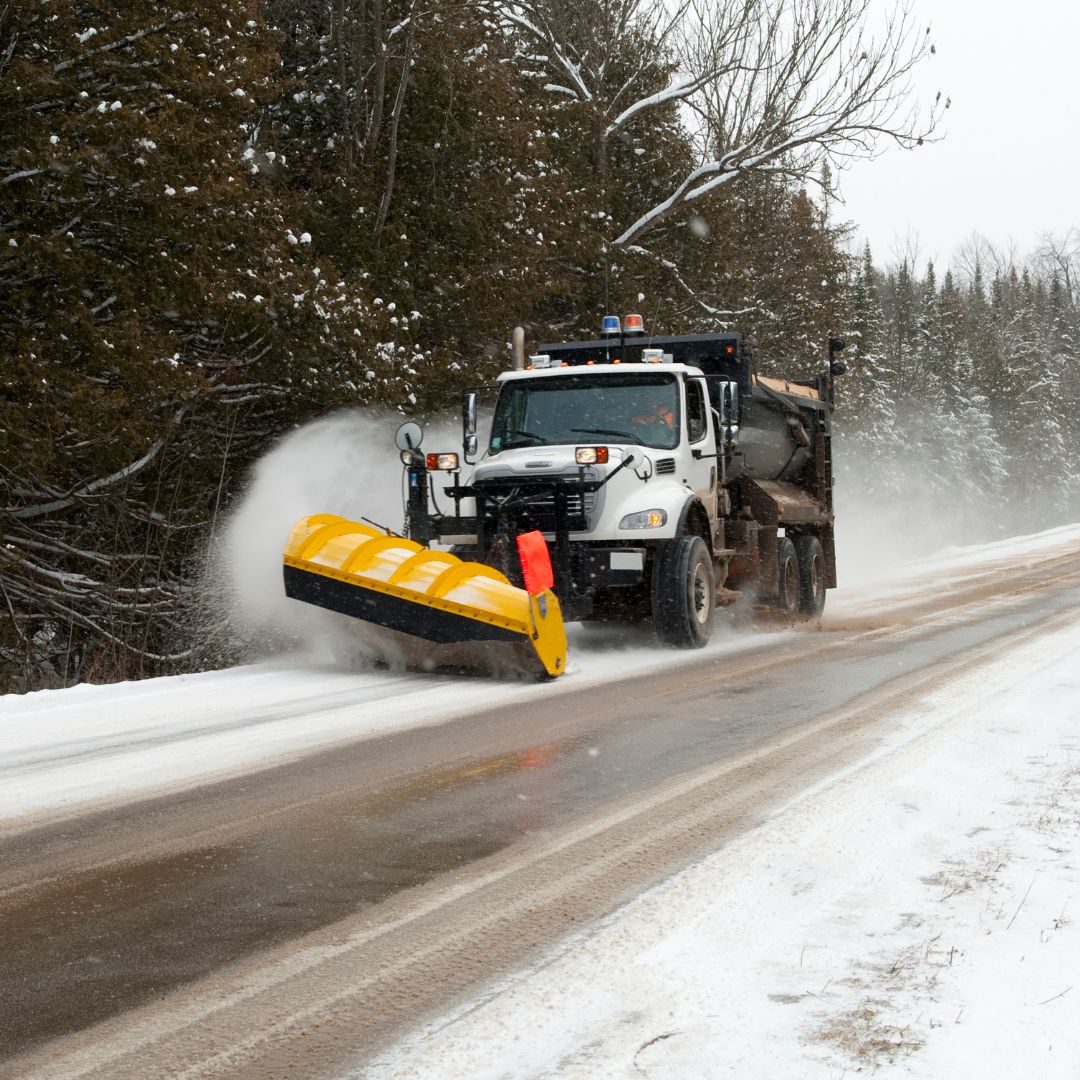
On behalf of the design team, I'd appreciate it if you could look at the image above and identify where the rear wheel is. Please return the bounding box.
[775,537,800,616]
[794,533,826,617]
[651,535,714,647]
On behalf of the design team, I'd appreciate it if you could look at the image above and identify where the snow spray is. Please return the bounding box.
[833,430,1009,584]
[205,409,458,667]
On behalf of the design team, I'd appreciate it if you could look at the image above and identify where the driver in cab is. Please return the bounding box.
[631,400,674,429]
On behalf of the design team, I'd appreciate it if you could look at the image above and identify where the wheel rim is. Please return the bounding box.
[692,561,711,625]
[811,553,824,605]
[783,558,799,613]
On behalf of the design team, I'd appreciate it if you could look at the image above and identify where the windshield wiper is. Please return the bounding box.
[571,427,643,445]
[500,427,547,449]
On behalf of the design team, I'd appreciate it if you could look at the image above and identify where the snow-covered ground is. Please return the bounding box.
[2,524,1079,1078]
[0,624,774,828]
[364,549,1080,1079]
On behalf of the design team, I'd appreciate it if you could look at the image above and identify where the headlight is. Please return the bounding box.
[575,446,609,465]
[619,509,667,529]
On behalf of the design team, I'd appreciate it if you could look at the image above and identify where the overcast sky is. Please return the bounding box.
[836,1,1080,269]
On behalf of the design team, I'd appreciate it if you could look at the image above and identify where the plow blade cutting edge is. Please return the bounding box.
[282,514,567,678]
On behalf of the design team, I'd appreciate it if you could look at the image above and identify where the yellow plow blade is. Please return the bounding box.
[282,514,566,679]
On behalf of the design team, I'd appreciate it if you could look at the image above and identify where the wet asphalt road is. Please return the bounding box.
[2,553,1079,1068]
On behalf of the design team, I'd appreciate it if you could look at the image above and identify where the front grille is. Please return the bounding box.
[475,477,596,533]
[655,457,676,474]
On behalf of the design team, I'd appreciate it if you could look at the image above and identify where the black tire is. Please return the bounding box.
[651,535,714,647]
[776,537,800,616]
[794,533,827,617]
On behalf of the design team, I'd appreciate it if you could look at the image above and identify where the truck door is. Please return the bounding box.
[684,376,717,526]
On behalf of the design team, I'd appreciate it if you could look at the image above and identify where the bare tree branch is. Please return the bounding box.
[614,0,942,245]
[624,243,757,322]
[1036,229,1080,302]
[5,440,166,521]
[52,14,188,74]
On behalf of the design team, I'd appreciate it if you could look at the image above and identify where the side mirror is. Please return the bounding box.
[720,382,740,446]
[395,421,424,452]
[725,382,739,421]
[464,392,478,437]
[463,392,479,463]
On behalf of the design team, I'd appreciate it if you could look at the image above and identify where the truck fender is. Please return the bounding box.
[676,497,712,549]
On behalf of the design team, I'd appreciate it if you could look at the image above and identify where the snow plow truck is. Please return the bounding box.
[283,317,846,679]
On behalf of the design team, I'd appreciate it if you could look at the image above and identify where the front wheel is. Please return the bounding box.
[651,535,715,648]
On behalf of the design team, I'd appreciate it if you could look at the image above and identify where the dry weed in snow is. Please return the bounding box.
[806,749,1080,1075]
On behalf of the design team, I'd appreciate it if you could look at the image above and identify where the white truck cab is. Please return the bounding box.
[476,362,721,547]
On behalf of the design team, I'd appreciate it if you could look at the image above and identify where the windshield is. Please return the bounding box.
[490,373,680,452]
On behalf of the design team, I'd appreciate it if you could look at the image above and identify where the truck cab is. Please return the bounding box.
[482,362,722,540]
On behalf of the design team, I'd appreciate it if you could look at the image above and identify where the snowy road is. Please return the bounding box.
[1,525,1079,1078]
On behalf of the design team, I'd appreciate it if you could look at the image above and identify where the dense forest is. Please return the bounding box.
[1,0,1077,692]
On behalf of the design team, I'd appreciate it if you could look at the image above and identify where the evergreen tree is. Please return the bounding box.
[0,1,412,689]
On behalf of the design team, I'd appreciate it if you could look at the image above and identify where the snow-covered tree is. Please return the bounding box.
[0,1,417,689]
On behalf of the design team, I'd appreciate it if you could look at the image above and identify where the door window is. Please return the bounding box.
[686,379,708,443]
